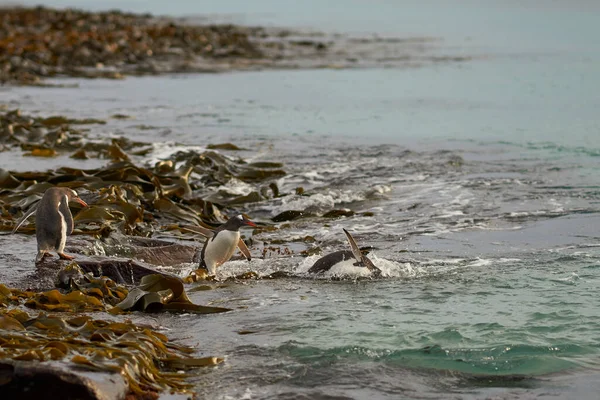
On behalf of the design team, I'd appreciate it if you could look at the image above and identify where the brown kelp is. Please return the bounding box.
[112,274,231,314]
[0,6,263,85]
[2,264,229,314]
[0,6,472,86]
[0,264,229,397]
[1,110,284,239]
[0,106,288,396]
[0,108,150,161]
[0,306,223,396]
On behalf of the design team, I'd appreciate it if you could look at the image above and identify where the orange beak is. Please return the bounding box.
[244,219,257,227]
[75,198,88,207]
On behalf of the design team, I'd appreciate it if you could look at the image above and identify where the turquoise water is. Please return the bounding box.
[4,1,600,398]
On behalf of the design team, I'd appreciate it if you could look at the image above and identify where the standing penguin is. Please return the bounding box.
[308,228,381,276]
[192,214,257,275]
[13,187,88,262]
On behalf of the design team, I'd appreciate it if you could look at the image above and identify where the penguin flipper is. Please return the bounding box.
[12,205,38,233]
[237,238,252,261]
[343,228,365,263]
[342,228,380,273]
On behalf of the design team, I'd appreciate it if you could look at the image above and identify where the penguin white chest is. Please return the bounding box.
[204,230,240,274]
[57,197,68,253]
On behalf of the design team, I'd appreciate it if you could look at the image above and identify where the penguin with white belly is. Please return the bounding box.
[13,187,88,262]
[192,214,257,276]
[308,229,381,276]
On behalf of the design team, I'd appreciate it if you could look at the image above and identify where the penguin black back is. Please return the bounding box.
[307,229,382,276]
[308,250,358,274]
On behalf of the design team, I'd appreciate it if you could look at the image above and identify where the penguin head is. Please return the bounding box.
[223,214,257,231]
[61,188,88,207]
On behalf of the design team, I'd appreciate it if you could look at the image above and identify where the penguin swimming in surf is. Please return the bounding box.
[13,187,88,262]
[308,228,381,276]
[190,214,257,275]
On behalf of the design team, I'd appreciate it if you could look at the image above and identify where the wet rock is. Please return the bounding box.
[272,210,312,222]
[322,209,356,219]
[226,191,263,205]
[206,143,243,151]
[235,167,286,182]
[39,116,106,127]
[447,154,464,167]
[35,256,174,286]
[0,360,128,400]
[110,114,131,120]
[268,182,279,197]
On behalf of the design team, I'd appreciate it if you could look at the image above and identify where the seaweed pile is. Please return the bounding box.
[0,108,284,239]
[0,272,227,398]
[1,6,473,86]
[0,106,290,398]
[0,6,265,85]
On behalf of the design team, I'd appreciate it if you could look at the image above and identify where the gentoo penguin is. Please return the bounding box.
[13,187,88,262]
[192,214,257,275]
[308,228,381,276]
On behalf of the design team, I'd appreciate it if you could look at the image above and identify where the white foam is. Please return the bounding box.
[467,258,493,267]
[294,253,415,279]
[269,186,389,215]
[216,178,255,196]
[161,254,518,282]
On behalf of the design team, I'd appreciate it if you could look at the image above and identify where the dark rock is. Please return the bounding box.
[206,143,243,151]
[36,255,176,286]
[272,210,312,222]
[0,360,128,400]
[322,209,355,219]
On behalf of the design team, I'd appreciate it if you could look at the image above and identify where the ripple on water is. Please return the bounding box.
[274,341,591,376]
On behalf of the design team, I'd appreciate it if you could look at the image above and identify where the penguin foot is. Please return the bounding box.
[58,252,75,260]
[35,251,53,263]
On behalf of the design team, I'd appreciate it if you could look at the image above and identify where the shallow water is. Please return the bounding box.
[3,0,600,399]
